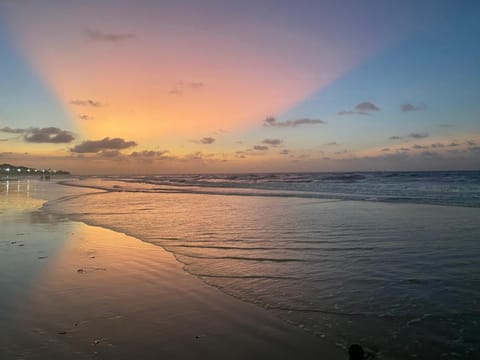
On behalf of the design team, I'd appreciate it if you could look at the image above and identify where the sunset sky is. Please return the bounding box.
[0,0,479,174]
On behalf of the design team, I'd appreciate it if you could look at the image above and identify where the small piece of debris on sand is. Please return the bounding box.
[77,267,107,273]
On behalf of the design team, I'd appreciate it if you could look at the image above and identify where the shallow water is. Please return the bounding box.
[42,172,480,359]
[1,179,341,360]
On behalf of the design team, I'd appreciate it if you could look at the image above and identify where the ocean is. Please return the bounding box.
[43,171,480,359]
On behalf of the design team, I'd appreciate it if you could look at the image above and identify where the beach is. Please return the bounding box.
[0,179,344,360]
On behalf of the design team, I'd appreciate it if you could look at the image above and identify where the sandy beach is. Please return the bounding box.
[0,179,344,359]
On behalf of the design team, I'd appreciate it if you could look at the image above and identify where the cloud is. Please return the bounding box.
[71,99,102,107]
[1,126,75,143]
[381,148,391,152]
[355,102,380,112]
[389,136,402,140]
[79,114,93,120]
[130,150,169,158]
[169,88,182,96]
[409,132,429,139]
[200,137,215,144]
[400,103,427,112]
[184,151,204,161]
[295,154,310,160]
[71,137,137,153]
[324,141,338,146]
[279,149,289,155]
[169,81,205,95]
[449,142,460,147]
[85,29,136,43]
[0,127,27,134]
[261,138,283,146]
[24,127,75,143]
[210,128,229,136]
[337,110,368,116]
[190,82,204,90]
[97,150,121,158]
[412,144,428,149]
[431,143,445,148]
[338,101,380,115]
[419,151,440,158]
[253,145,269,151]
[467,140,476,146]
[263,116,326,127]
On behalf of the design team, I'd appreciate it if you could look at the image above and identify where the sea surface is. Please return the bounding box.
[42,171,480,359]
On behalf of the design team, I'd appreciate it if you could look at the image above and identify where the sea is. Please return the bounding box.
[41,171,480,359]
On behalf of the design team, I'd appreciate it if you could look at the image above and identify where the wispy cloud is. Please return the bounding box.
[338,110,368,116]
[279,149,289,155]
[97,150,121,158]
[169,88,182,96]
[183,152,204,161]
[261,138,283,146]
[409,132,429,139]
[324,141,338,146]
[85,29,136,43]
[400,103,427,112]
[263,116,326,127]
[190,82,205,90]
[412,144,428,149]
[389,136,402,140]
[200,137,215,144]
[169,81,205,96]
[71,99,103,107]
[130,150,169,158]
[253,145,269,151]
[79,114,93,120]
[71,137,137,153]
[0,127,27,134]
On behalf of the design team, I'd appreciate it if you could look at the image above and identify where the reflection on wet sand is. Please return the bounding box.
[0,180,343,359]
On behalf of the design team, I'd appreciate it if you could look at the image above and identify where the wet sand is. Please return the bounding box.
[0,180,344,359]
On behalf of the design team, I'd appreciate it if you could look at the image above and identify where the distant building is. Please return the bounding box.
[0,163,70,176]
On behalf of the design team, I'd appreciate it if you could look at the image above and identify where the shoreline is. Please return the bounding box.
[42,178,480,359]
[0,179,345,359]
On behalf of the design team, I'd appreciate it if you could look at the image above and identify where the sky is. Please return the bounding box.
[0,0,479,174]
